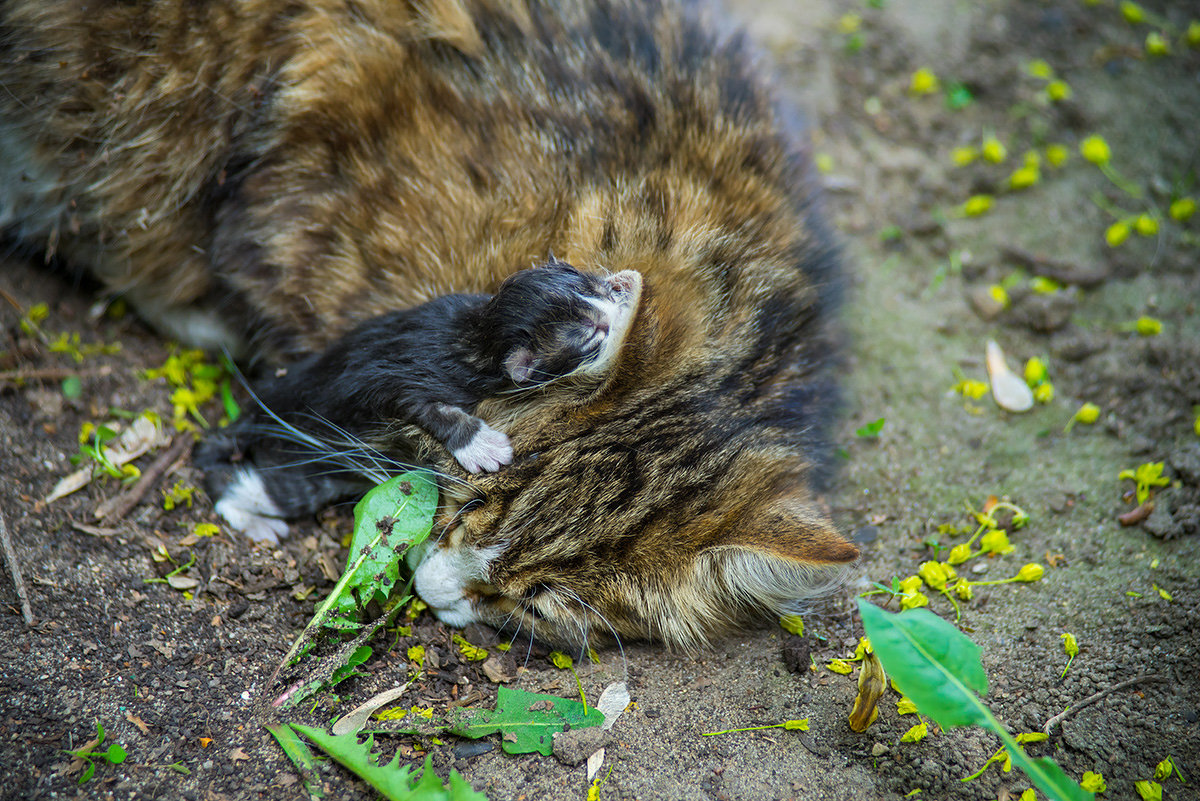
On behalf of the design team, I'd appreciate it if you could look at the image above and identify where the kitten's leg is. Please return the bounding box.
[194,425,367,542]
[415,403,512,473]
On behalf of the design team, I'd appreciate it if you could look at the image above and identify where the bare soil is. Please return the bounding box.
[1,1,1197,799]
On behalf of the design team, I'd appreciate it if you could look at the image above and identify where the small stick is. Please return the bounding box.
[1043,673,1163,735]
[0,506,35,625]
[95,433,194,521]
[0,365,114,385]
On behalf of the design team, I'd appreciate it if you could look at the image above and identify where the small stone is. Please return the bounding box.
[1011,290,1076,333]
[967,286,1006,320]
[551,727,612,767]
[872,743,890,757]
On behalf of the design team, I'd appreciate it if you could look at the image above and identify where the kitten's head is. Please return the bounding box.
[475,259,642,391]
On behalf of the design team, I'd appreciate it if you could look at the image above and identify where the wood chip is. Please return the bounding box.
[1117,501,1154,526]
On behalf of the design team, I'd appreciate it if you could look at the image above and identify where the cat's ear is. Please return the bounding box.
[504,347,538,384]
[703,497,858,610]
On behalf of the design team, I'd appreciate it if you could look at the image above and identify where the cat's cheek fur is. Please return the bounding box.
[452,424,513,473]
[214,468,290,544]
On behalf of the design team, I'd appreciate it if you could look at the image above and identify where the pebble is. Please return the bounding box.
[872,743,889,757]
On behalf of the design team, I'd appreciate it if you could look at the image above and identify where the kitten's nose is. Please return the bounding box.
[607,270,637,294]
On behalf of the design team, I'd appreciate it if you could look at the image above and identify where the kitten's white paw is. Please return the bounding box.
[452,423,512,473]
[214,468,289,543]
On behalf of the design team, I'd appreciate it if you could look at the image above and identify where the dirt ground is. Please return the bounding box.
[2,1,1198,799]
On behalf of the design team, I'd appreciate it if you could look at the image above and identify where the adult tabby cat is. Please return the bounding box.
[1,0,858,648]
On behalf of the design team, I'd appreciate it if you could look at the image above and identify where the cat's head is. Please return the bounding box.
[412,268,858,650]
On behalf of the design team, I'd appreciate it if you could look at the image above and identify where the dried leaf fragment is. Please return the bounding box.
[848,651,887,732]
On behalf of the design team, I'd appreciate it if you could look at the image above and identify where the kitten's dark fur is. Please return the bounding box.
[2,0,857,649]
[197,261,641,532]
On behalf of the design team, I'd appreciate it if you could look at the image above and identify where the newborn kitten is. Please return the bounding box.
[196,261,641,542]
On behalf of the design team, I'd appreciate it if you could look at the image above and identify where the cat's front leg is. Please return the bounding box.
[416,403,512,473]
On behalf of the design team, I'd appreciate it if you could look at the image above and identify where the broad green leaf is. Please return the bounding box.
[290,726,487,801]
[366,686,606,756]
[346,473,438,609]
[859,602,987,728]
[448,686,604,755]
[860,600,1089,801]
[276,472,437,671]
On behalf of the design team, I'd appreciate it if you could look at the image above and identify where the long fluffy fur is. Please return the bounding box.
[1,0,857,649]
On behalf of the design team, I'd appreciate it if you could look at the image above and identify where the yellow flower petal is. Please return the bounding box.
[981,137,1007,164]
[1105,220,1131,247]
[1080,135,1112,165]
[900,721,928,743]
[909,68,940,96]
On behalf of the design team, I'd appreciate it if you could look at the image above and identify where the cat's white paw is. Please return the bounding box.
[452,423,512,473]
[412,543,502,627]
[214,468,289,543]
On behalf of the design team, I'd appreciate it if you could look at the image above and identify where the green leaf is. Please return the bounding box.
[367,686,606,756]
[276,472,437,672]
[855,418,886,438]
[103,743,127,764]
[859,601,1089,801]
[944,81,974,110]
[61,375,82,399]
[290,726,488,800]
[78,760,95,785]
[267,723,317,771]
[327,645,374,689]
[266,723,325,799]
[219,379,240,421]
[346,473,439,609]
[858,602,987,728]
[449,686,604,755]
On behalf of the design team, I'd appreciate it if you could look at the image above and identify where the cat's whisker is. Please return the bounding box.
[563,588,628,682]
[523,612,537,670]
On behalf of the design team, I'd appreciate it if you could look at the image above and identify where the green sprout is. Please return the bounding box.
[64,721,127,785]
[1119,462,1171,504]
[702,718,809,736]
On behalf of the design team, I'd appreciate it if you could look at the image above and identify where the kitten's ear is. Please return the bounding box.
[504,347,538,384]
[704,497,858,611]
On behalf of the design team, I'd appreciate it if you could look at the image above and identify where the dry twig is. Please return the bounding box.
[0,365,114,386]
[1043,673,1164,735]
[0,506,34,625]
[94,433,194,521]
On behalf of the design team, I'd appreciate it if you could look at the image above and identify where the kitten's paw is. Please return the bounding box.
[213,468,290,543]
[452,424,513,473]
